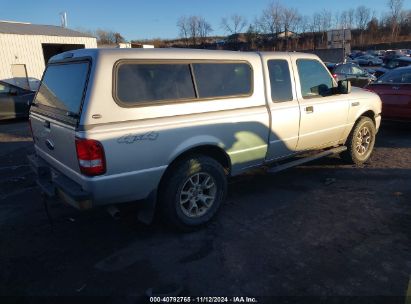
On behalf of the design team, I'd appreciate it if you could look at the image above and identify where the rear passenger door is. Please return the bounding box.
[293,58,350,151]
[264,55,300,160]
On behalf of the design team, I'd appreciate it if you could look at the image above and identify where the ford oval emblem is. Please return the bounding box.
[45,139,55,151]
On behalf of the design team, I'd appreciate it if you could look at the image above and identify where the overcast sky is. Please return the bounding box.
[1,0,410,40]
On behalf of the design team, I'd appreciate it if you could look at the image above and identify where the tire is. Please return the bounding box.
[159,155,227,230]
[368,61,373,66]
[341,116,376,165]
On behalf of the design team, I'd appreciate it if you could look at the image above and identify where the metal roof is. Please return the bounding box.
[0,21,95,38]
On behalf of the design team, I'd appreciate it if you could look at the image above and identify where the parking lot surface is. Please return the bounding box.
[0,119,410,303]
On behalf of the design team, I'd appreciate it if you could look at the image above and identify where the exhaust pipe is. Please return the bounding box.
[107,205,120,220]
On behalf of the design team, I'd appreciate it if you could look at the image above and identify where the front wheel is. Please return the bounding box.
[159,155,227,230]
[341,116,376,165]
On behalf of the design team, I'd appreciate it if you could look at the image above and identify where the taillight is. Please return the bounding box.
[332,74,338,79]
[75,138,106,176]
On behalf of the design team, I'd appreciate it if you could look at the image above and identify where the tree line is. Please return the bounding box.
[171,0,411,51]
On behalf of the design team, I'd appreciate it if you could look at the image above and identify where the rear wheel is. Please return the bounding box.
[159,155,227,230]
[341,116,376,165]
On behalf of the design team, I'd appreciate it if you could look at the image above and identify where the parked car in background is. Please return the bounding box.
[0,80,35,120]
[383,56,411,69]
[349,51,364,59]
[331,62,377,87]
[375,56,411,78]
[353,55,383,66]
[383,50,405,63]
[366,66,411,122]
[366,50,384,59]
[324,62,336,72]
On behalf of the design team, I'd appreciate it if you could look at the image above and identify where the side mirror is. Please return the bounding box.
[337,79,351,94]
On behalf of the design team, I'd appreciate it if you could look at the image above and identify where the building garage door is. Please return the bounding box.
[42,43,85,64]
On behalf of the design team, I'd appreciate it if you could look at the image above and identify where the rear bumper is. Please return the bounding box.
[28,154,92,209]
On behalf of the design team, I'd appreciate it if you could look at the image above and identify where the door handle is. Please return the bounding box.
[305,106,314,113]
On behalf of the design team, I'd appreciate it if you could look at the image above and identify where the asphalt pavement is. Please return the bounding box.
[0,119,410,303]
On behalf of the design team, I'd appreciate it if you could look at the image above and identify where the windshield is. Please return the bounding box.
[34,61,90,114]
[377,69,411,84]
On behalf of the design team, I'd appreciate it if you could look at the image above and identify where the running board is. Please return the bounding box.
[267,146,347,174]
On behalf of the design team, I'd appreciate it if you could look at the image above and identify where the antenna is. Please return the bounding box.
[59,12,67,28]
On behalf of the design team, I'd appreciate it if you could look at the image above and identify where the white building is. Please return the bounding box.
[0,20,97,90]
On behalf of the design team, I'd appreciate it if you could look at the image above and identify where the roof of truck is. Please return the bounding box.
[49,48,319,63]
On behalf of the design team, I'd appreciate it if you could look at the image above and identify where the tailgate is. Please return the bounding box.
[30,112,80,173]
[29,59,91,174]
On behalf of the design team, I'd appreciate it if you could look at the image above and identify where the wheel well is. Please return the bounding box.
[360,110,376,125]
[157,145,231,196]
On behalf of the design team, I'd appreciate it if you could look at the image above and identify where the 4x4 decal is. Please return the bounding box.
[117,131,159,144]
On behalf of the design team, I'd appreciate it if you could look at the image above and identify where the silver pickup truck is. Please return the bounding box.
[28,49,381,229]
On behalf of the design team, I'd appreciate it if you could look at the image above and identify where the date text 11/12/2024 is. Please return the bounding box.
[149,296,258,303]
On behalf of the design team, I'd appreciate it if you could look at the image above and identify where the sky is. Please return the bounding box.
[1,0,410,41]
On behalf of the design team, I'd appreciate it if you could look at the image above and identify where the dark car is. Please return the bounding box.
[383,50,404,63]
[374,56,411,78]
[332,62,377,87]
[366,66,411,122]
[324,62,336,72]
[0,81,35,120]
[353,55,383,66]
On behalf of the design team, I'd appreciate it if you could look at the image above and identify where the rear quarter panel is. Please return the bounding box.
[78,51,270,204]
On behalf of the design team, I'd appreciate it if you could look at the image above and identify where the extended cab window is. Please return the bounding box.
[297,59,334,98]
[34,62,90,114]
[116,63,195,104]
[192,63,252,98]
[267,60,293,102]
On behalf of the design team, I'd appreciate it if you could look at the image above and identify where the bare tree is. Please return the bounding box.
[95,29,121,45]
[320,9,332,32]
[177,15,212,46]
[221,14,247,35]
[257,1,283,40]
[188,16,200,45]
[245,24,259,50]
[177,16,190,46]
[356,6,371,45]
[333,12,341,29]
[198,17,213,44]
[297,15,310,34]
[387,0,404,40]
[347,8,355,29]
[113,33,125,44]
[311,13,322,48]
[312,10,331,47]
[356,6,372,31]
[282,7,300,50]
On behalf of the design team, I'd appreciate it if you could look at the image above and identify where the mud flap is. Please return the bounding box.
[137,189,157,225]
